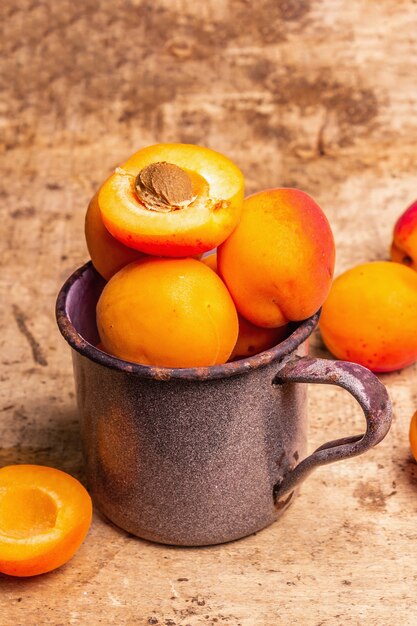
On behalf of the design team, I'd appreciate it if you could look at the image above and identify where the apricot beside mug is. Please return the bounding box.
[56,263,392,546]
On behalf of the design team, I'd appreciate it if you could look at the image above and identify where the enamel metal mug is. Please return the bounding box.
[56,262,392,546]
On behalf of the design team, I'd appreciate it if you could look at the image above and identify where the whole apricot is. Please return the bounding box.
[202,253,288,359]
[218,189,335,328]
[230,315,289,360]
[98,143,244,257]
[96,257,239,368]
[320,261,417,372]
[391,200,417,272]
[85,191,144,280]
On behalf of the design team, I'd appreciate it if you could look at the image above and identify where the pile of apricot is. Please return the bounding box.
[87,143,336,368]
[0,144,336,579]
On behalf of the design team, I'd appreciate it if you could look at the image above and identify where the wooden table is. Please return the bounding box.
[1,1,417,624]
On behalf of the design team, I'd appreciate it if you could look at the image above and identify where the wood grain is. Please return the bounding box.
[1,1,417,624]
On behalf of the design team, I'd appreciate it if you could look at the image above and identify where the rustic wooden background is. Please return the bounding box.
[1,1,417,624]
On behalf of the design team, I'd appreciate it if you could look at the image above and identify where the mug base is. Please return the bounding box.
[93,490,297,547]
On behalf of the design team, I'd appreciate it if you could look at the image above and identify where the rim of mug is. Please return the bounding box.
[56,261,320,381]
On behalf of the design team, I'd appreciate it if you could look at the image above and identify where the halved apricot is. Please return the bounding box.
[98,144,244,257]
[96,257,239,367]
[85,190,144,280]
[0,465,92,577]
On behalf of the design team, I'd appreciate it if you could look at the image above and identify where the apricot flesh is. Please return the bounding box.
[218,189,335,328]
[320,261,417,372]
[98,143,244,257]
[391,200,417,272]
[0,465,92,577]
[85,191,144,280]
[96,257,239,368]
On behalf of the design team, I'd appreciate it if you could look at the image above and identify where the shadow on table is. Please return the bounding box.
[0,404,84,481]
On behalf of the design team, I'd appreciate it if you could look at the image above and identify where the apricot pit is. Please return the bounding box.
[135,162,195,212]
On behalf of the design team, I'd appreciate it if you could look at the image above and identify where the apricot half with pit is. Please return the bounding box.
[98,144,244,257]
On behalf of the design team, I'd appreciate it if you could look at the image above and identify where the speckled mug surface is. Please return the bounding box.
[56,263,392,546]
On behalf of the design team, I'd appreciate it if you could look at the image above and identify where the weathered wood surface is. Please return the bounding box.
[1,1,417,624]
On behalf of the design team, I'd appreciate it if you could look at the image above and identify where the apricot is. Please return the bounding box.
[320,261,417,372]
[96,257,239,367]
[98,143,244,257]
[391,200,417,272]
[230,315,289,360]
[202,253,288,359]
[218,189,335,328]
[0,465,92,577]
[85,191,144,280]
[410,411,417,462]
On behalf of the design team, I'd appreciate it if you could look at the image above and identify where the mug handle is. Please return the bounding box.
[272,356,392,503]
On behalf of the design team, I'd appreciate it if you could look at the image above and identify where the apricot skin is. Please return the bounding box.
[202,253,288,359]
[85,191,144,280]
[320,261,417,372]
[230,315,288,360]
[391,200,417,272]
[98,143,244,257]
[218,189,335,328]
[96,257,239,368]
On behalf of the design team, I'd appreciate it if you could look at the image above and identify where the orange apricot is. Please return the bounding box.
[230,315,289,360]
[201,251,218,272]
[320,261,417,372]
[96,257,239,367]
[85,191,144,280]
[0,465,92,577]
[98,143,244,257]
[410,411,417,462]
[218,189,335,328]
[202,253,288,359]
